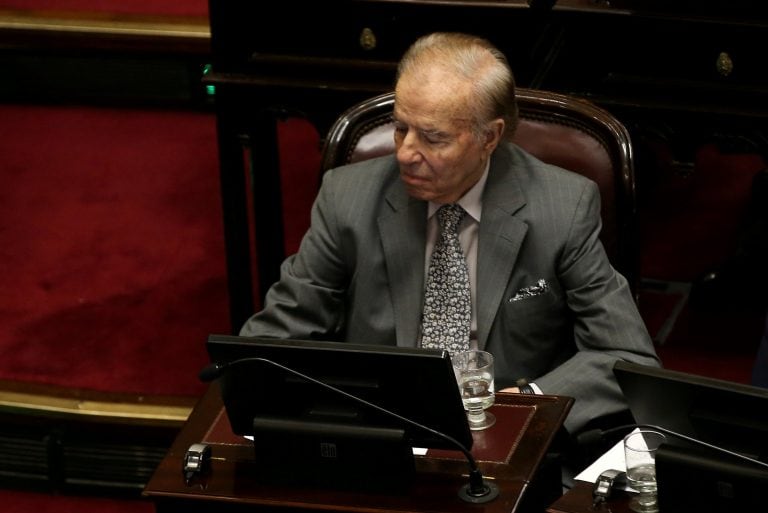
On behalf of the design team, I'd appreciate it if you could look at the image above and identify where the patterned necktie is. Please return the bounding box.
[420,204,471,353]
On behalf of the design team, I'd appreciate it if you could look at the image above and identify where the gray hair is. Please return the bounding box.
[397,32,518,140]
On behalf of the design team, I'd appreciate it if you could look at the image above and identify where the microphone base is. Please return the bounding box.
[458,481,499,504]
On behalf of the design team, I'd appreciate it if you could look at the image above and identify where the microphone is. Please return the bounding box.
[198,362,227,382]
[200,357,499,503]
[577,423,768,470]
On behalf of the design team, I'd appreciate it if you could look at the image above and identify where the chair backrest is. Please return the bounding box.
[320,89,638,290]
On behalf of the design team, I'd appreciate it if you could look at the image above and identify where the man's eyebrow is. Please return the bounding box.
[421,128,449,139]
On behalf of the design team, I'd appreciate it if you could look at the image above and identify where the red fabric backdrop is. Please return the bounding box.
[0,104,226,396]
[0,104,320,397]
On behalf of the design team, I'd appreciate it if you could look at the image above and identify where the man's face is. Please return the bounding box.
[393,67,502,204]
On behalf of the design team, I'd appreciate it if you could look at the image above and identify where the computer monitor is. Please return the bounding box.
[203,335,473,491]
[614,361,768,511]
[614,360,768,460]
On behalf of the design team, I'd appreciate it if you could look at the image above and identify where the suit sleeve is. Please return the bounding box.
[535,180,660,432]
[239,170,349,339]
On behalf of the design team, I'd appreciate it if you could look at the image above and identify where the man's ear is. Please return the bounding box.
[484,118,505,151]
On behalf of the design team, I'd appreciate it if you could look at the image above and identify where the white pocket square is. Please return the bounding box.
[509,279,549,302]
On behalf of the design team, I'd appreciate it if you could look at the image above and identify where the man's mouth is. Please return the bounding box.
[400,170,428,186]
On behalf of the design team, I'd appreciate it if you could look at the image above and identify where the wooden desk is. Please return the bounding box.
[144,385,572,512]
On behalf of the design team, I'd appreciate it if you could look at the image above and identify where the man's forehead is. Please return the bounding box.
[394,85,473,131]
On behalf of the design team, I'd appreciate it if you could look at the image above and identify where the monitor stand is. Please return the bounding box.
[251,416,416,492]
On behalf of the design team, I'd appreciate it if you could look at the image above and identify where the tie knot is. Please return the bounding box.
[437,204,465,233]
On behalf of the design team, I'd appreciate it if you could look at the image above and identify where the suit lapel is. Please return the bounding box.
[476,146,528,349]
[379,182,427,348]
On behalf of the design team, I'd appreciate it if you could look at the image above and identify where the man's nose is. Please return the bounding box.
[396,132,422,164]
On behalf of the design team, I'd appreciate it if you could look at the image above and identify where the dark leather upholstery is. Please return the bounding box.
[321,89,638,290]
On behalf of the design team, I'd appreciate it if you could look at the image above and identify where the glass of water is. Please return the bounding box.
[624,429,666,512]
[452,350,496,430]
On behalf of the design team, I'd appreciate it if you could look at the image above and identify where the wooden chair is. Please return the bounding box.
[320,89,638,290]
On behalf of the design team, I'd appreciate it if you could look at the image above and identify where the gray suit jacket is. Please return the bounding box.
[241,142,660,433]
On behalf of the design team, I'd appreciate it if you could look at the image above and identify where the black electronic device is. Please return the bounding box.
[614,361,768,461]
[182,443,211,484]
[613,361,768,512]
[201,335,488,498]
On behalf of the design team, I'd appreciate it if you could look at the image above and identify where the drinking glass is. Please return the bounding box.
[624,429,666,513]
[452,350,495,430]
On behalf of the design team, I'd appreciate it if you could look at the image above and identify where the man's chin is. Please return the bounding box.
[403,185,435,202]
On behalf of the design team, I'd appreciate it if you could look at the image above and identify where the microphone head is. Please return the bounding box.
[199,362,227,382]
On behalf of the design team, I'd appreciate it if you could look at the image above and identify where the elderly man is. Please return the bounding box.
[240,32,660,434]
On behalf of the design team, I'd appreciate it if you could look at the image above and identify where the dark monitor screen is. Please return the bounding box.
[614,360,768,461]
[203,335,473,490]
[614,361,768,511]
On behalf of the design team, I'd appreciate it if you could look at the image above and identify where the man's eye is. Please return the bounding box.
[424,135,446,145]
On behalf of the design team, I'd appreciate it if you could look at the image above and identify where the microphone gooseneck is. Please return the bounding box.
[201,356,499,503]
